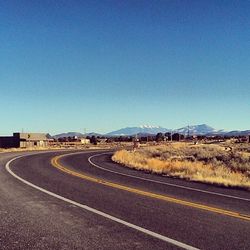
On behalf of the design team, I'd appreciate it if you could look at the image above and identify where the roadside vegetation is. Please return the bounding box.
[112,143,250,189]
[0,145,111,153]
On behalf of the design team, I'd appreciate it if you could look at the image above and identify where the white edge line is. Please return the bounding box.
[5,154,199,250]
[87,152,250,202]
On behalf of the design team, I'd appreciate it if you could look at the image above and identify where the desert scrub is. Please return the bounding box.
[112,144,250,189]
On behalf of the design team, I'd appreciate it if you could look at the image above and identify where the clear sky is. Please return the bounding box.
[0,0,249,135]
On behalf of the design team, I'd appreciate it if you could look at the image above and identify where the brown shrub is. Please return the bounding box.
[112,144,250,189]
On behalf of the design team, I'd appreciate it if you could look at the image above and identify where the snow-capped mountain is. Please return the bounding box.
[106,125,170,136]
[139,125,161,129]
[175,124,225,135]
[106,124,226,136]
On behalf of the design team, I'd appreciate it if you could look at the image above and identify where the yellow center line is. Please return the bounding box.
[51,155,250,222]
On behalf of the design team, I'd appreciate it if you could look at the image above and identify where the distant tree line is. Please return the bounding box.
[54,133,249,144]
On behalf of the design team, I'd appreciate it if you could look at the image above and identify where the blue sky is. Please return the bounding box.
[0,0,249,135]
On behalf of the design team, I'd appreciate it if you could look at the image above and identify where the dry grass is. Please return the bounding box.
[112,143,250,189]
[0,145,110,154]
[0,147,58,153]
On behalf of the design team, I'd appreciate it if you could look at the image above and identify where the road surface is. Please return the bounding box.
[0,150,249,249]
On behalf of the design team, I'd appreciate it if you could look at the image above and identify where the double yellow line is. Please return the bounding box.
[51,154,250,222]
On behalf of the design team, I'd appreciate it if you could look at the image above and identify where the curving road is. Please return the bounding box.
[0,150,250,249]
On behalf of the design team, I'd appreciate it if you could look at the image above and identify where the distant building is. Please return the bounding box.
[97,138,107,144]
[80,138,90,144]
[0,133,50,148]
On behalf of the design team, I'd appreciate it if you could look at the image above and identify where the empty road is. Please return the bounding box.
[0,150,249,249]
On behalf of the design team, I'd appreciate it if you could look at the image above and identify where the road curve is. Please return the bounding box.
[1,150,250,249]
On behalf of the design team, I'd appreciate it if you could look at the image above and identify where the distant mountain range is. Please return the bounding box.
[53,132,84,139]
[224,130,250,136]
[106,125,170,136]
[106,124,225,136]
[52,124,250,138]
[53,132,102,139]
[175,124,225,135]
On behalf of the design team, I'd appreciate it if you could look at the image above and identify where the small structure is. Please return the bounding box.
[80,138,90,144]
[97,138,107,144]
[0,133,49,148]
[133,138,140,151]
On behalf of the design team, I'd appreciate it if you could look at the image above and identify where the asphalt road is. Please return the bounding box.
[0,150,250,249]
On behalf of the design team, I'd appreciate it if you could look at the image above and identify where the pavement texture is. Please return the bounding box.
[0,150,249,249]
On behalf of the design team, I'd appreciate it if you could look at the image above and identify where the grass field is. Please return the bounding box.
[112,143,250,189]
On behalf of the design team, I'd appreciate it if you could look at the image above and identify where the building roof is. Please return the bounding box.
[14,133,49,141]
